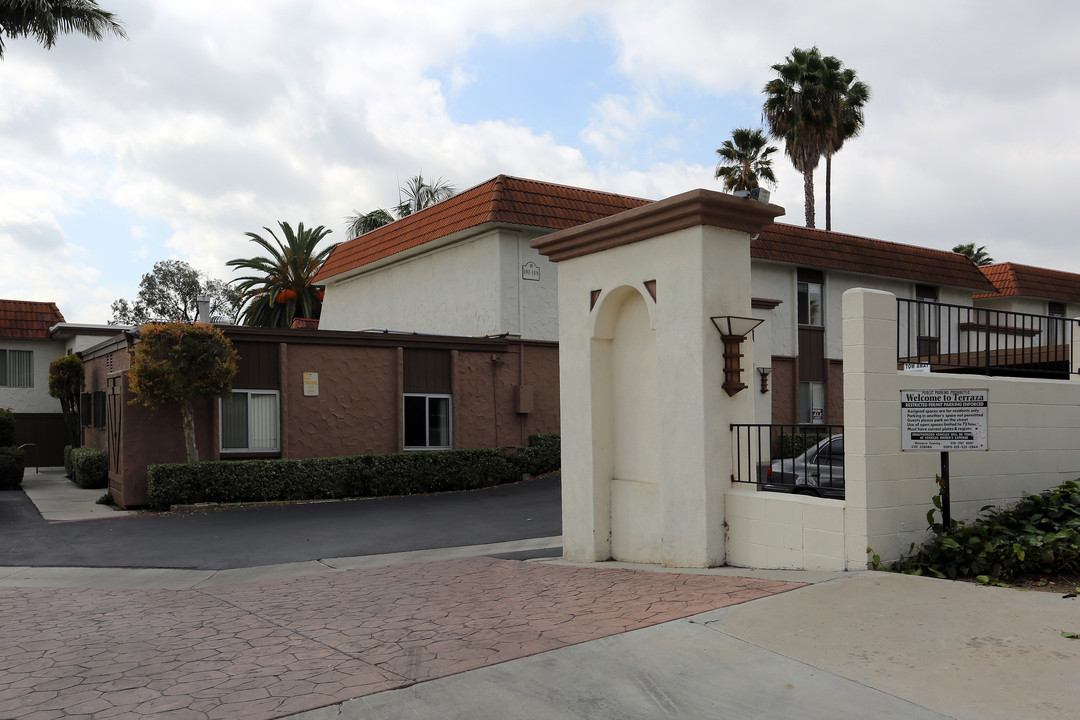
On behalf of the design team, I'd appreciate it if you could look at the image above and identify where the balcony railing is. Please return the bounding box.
[730,423,845,499]
[896,299,1076,378]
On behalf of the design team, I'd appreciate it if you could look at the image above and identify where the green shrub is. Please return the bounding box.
[71,447,108,489]
[778,431,829,458]
[891,479,1080,582]
[64,445,73,478]
[513,433,561,476]
[0,408,15,447]
[0,447,25,490]
[147,448,522,509]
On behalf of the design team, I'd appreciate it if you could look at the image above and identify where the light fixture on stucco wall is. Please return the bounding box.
[710,315,764,396]
[757,366,773,394]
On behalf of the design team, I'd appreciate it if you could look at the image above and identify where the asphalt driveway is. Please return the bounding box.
[0,475,560,570]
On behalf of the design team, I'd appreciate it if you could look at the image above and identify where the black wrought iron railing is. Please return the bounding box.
[896,299,1076,378]
[730,423,845,499]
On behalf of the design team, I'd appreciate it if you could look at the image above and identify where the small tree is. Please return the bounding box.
[127,323,238,462]
[48,354,84,450]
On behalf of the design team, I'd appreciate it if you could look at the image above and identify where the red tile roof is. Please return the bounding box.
[751,224,997,292]
[0,299,65,339]
[975,262,1080,302]
[289,317,320,330]
[315,175,652,281]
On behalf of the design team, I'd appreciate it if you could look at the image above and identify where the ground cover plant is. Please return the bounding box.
[887,479,1080,590]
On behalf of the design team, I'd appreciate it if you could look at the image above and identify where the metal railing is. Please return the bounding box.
[896,299,1076,378]
[730,423,844,499]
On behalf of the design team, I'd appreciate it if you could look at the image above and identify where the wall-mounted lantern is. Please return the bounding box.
[757,366,773,394]
[710,315,764,396]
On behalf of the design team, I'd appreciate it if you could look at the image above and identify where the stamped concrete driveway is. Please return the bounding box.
[0,557,803,719]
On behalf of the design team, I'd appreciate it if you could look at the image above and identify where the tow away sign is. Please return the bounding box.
[901,389,988,451]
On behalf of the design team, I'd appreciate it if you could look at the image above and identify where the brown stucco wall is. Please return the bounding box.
[770,355,798,424]
[282,343,400,457]
[450,342,560,450]
[827,358,844,426]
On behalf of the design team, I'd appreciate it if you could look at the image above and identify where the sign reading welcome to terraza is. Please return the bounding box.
[901,389,988,451]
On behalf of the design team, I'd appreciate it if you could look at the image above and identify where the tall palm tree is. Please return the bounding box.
[715,127,778,193]
[762,46,833,229]
[0,0,126,59]
[345,173,457,238]
[228,222,339,328]
[821,56,870,231]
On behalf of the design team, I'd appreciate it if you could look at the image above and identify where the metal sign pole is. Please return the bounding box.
[940,451,951,530]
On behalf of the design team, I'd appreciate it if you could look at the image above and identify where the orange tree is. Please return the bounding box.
[127,323,238,462]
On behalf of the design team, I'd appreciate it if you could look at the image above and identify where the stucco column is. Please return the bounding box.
[535,189,783,567]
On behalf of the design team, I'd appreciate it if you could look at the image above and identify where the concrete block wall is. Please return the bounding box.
[843,288,1080,569]
[725,489,846,571]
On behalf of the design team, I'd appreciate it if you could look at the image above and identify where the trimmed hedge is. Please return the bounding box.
[71,447,108,489]
[147,448,522,509]
[0,447,25,490]
[513,434,561,476]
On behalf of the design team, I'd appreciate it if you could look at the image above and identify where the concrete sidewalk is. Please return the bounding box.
[18,466,136,521]
[295,570,1080,720]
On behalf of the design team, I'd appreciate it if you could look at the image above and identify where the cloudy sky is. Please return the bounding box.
[2,1,1078,323]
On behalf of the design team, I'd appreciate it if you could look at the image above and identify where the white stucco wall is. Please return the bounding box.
[750,261,796,358]
[0,338,63,414]
[558,223,759,568]
[499,231,559,341]
[321,228,559,341]
[321,232,504,336]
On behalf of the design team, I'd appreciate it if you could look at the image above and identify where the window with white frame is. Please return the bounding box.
[0,349,33,387]
[797,270,824,327]
[798,380,825,424]
[403,393,451,449]
[220,390,280,452]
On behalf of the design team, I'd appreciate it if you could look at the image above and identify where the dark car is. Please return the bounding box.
[766,434,844,498]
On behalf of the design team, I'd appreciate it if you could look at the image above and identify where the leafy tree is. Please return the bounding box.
[227,221,338,328]
[48,354,83,450]
[345,173,457,238]
[715,127,778,193]
[952,243,994,266]
[110,260,241,325]
[0,0,127,59]
[821,56,870,231]
[127,323,238,462]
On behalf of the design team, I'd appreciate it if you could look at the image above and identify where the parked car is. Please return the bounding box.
[766,434,844,497]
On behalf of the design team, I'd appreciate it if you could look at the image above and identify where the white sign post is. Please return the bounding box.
[900,388,989,528]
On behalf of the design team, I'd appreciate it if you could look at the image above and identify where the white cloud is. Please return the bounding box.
[3,0,1080,324]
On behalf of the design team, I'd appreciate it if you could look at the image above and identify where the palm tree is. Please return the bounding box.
[715,127,778,193]
[345,173,457,238]
[228,222,339,328]
[0,0,127,59]
[762,46,833,229]
[821,56,870,231]
[952,243,994,266]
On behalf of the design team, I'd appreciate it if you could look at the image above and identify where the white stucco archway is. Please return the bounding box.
[590,285,661,562]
